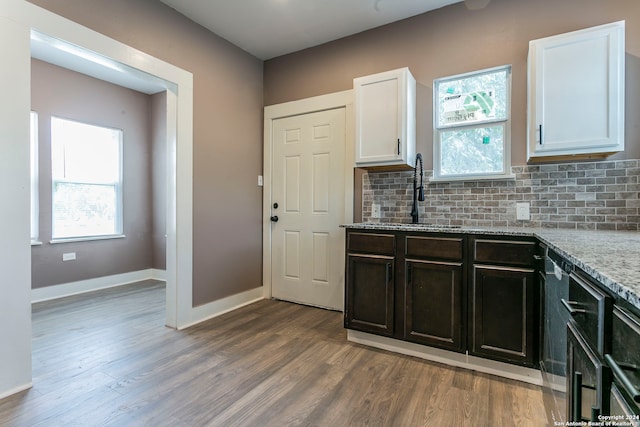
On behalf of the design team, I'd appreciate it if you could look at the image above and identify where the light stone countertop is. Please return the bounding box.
[342,223,640,311]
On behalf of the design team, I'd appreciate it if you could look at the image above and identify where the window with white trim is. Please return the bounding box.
[30,111,39,243]
[433,65,512,181]
[51,117,123,240]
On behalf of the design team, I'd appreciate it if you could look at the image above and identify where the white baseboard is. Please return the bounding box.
[347,330,542,386]
[0,382,32,400]
[31,269,167,303]
[180,286,264,330]
[151,268,167,281]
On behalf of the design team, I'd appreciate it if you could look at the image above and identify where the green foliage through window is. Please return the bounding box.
[434,65,511,180]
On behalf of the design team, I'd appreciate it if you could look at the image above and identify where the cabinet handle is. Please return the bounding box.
[561,298,587,315]
[538,124,543,145]
[573,371,582,421]
[407,264,412,283]
[397,138,401,155]
[605,354,640,403]
[386,263,393,283]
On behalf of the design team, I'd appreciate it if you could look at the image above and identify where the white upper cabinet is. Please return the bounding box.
[527,21,625,161]
[354,68,416,168]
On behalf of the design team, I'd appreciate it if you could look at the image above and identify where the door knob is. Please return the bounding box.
[270,215,279,222]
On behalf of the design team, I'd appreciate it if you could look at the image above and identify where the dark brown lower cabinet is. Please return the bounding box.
[345,254,394,336]
[610,384,640,426]
[606,305,640,423]
[567,320,610,421]
[470,265,536,366]
[405,259,464,352]
[344,229,539,367]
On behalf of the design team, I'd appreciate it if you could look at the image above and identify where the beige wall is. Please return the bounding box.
[28,0,264,306]
[264,0,640,168]
[31,59,155,288]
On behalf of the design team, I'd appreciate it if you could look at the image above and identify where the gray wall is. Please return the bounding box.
[264,0,640,167]
[264,0,640,223]
[28,0,264,306]
[31,59,156,289]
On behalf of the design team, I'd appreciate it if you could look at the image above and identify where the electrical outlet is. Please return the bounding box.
[62,252,76,261]
[258,175,263,186]
[516,203,530,221]
[371,203,381,219]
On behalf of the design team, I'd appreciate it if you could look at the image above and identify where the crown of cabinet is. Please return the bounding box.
[354,68,416,169]
[527,21,625,161]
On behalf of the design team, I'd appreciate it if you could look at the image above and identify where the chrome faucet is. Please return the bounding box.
[410,153,425,224]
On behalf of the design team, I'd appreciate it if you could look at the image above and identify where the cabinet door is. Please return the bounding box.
[354,68,416,167]
[610,384,640,427]
[345,255,394,336]
[567,320,610,422]
[470,265,537,366]
[527,21,624,160]
[405,260,464,352]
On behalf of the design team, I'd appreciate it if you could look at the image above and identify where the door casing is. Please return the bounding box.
[263,90,354,310]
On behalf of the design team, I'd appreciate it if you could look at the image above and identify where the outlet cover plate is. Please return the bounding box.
[516,203,530,221]
[371,203,381,219]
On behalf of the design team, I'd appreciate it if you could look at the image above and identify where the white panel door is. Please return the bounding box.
[271,108,346,310]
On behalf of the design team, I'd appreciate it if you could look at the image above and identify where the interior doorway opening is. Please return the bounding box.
[28,28,183,329]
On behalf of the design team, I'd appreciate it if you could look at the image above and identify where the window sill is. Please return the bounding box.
[31,240,43,246]
[429,173,516,183]
[50,234,126,244]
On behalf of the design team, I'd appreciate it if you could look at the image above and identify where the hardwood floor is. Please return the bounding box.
[0,281,548,426]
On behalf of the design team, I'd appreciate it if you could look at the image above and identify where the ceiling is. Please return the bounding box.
[158,0,463,60]
[29,0,467,94]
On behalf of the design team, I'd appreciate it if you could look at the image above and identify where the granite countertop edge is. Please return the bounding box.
[342,223,640,311]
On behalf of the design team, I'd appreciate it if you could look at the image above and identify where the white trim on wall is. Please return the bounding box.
[31,269,167,303]
[180,287,264,330]
[0,0,194,397]
[0,2,33,399]
[348,330,543,386]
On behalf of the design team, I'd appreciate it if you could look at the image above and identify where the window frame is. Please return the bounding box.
[30,111,41,245]
[432,64,514,182]
[50,116,124,243]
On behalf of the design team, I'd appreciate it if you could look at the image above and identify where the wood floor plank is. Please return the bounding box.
[0,280,548,426]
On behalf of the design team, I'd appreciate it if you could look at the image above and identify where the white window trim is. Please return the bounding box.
[431,65,513,182]
[50,116,124,241]
[50,234,126,244]
[30,111,40,244]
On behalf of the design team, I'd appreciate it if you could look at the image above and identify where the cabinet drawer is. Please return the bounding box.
[608,306,640,411]
[567,320,611,421]
[347,232,395,256]
[564,271,612,356]
[473,238,537,267]
[405,235,463,261]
